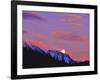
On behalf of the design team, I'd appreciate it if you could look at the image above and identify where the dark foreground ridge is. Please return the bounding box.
[23,43,89,69]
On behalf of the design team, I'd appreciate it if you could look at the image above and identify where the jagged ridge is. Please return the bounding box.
[23,43,89,68]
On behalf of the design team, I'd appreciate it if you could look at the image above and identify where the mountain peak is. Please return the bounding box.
[47,50,75,64]
[23,43,89,68]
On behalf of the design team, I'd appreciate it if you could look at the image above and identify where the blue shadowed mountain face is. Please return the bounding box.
[23,43,76,64]
[23,43,89,68]
[47,50,76,64]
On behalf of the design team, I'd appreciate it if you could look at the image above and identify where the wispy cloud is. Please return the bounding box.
[52,30,88,42]
[60,13,82,28]
[23,11,45,21]
[32,32,44,39]
[25,39,48,49]
[23,30,28,34]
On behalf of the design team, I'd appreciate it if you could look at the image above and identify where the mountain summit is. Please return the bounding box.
[23,43,89,68]
[47,50,76,64]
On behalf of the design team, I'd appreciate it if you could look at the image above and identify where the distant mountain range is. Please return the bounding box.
[23,43,89,69]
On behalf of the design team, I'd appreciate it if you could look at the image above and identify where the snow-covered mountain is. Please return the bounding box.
[23,43,76,64]
[47,50,76,64]
[23,43,89,68]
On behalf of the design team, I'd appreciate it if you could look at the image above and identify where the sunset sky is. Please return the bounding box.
[22,11,90,61]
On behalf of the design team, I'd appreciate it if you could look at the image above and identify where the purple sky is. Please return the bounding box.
[22,11,90,61]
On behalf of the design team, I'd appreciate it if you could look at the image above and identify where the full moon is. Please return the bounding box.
[60,49,65,53]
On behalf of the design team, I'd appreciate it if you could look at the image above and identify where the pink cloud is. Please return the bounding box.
[60,13,82,28]
[64,48,89,61]
[64,13,81,20]
[24,39,48,49]
[52,30,89,42]
[32,32,44,38]
[71,50,89,61]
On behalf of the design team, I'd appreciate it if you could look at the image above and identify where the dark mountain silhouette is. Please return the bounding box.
[23,43,89,69]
